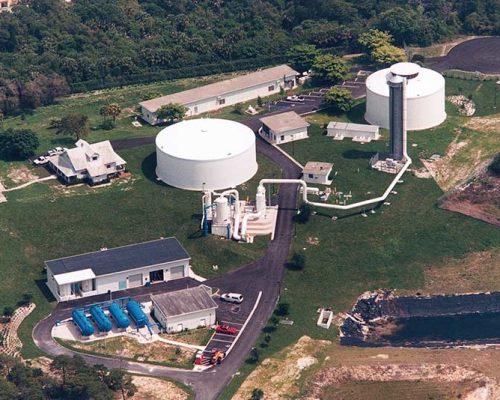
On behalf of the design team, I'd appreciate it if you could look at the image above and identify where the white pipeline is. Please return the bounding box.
[258,155,411,211]
[240,211,263,239]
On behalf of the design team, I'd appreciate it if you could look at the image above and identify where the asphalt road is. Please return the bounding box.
[428,36,500,74]
[33,110,305,399]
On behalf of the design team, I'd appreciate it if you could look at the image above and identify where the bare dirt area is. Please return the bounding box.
[416,249,500,295]
[235,336,500,400]
[232,336,331,400]
[410,36,480,58]
[130,376,188,400]
[439,172,500,226]
[7,165,40,186]
[466,116,500,133]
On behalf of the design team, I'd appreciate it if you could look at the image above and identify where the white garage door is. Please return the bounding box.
[128,273,143,288]
[170,266,185,280]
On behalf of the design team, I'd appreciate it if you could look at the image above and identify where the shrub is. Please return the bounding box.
[295,203,312,224]
[0,129,39,159]
[488,153,500,176]
[3,306,14,317]
[100,119,115,130]
[289,252,306,270]
[275,302,290,317]
[233,102,244,115]
[251,388,264,400]
[246,348,260,364]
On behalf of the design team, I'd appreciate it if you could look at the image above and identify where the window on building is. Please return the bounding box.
[92,155,99,161]
[194,106,198,113]
[308,174,314,179]
[218,98,226,105]
[268,85,275,92]
[280,135,285,141]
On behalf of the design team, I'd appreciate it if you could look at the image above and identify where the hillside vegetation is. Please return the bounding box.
[0,0,498,107]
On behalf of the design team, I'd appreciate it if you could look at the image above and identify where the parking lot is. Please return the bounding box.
[202,289,258,360]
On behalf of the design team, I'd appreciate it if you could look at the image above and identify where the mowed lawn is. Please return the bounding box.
[220,103,500,399]
[0,145,280,358]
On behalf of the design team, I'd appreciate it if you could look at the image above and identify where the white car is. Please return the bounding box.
[286,95,305,103]
[33,156,49,165]
[220,293,244,304]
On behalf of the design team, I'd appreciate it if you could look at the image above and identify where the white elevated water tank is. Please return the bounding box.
[365,62,446,131]
[155,119,258,191]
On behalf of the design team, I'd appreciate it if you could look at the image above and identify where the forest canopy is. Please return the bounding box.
[0,0,498,114]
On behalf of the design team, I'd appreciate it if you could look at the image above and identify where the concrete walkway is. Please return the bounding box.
[4,175,57,192]
[0,182,6,203]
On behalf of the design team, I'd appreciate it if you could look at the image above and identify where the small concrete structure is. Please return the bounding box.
[317,308,333,329]
[49,139,126,185]
[259,111,309,144]
[152,285,218,333]
[327,121,380,142]
[302,161,333,185]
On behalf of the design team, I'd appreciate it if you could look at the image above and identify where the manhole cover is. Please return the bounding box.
[231,305,241,313]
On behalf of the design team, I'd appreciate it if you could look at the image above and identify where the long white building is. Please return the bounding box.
[139,65,299,125]
[46,238,190,302]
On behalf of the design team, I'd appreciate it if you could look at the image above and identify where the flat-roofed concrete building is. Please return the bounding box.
[152,285,218,332]
[327,121,380,142]
[302,161,333,185]
[46,238,190,302]
[140,65,298,125]
[259,111,309,144]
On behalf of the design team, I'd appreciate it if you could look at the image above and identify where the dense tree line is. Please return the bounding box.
[0,354,136,400]
[0,0,497,115]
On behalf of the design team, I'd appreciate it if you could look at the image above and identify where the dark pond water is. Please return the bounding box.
[383,312,500,343]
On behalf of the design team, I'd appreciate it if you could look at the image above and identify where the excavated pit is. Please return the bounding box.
[341,290,500,348]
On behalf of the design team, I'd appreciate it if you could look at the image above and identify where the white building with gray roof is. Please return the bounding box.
[152,285,218,332]
[327,121,380,143]
[139,65,298,125]
[49,139,126,185]
[259,111,309,144]
[46,238,190,302]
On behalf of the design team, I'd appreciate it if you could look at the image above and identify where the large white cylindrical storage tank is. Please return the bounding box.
[365,63,446,131]
[155,119,258,191]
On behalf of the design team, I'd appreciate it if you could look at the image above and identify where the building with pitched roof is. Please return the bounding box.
[259,111,309,144]
[139,65,298,125]
[152,285,218,332]
[46,238,191,302]
[48,139,126,185]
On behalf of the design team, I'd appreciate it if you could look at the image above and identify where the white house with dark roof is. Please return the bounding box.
[139,65,299,125]
[46,238,190,302]
[259,111,309,144]
[152,285,218,332]
[48,139,126,185]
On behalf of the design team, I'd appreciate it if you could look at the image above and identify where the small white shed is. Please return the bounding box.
[327,121,380,142]
[259,111,309,144]
[302,161,333,185]
[152,285,218,333]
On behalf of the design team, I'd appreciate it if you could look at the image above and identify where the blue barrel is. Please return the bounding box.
[72,309,94,336]
[108,302,130,329]
[89,305,112,332]
[126,300,148,328]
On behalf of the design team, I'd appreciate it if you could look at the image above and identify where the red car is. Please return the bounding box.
[216,324,239,335]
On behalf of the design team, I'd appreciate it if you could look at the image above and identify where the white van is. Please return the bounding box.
[221,293,244,304]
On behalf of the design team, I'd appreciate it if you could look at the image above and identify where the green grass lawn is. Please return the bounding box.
[445,78,499,116]
[219,103,500,399]
[0,144,280,358]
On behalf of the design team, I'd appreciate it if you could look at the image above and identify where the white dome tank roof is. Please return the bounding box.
[364,63,446,131]
[390,62,421,77]
[155,119,255,162]
[366,65,445,99]
[155,118,258,191]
